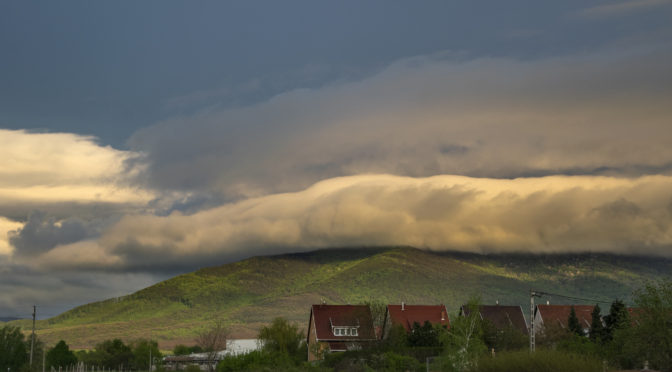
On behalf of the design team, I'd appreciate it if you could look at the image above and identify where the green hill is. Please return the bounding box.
[12,247,672,349]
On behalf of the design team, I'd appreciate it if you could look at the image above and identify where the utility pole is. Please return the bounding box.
[30,305,36,366]
[529,290,535,352]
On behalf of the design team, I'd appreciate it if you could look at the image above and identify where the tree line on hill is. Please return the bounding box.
[2,279,670,372]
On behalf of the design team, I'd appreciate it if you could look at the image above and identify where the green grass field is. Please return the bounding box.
[10,247,671,349]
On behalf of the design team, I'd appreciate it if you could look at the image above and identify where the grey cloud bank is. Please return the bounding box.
[129,47,672,202]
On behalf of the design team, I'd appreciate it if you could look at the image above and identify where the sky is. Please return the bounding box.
[1,0,672,318]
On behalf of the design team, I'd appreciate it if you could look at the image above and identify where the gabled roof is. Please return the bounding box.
[462,305,528,335]
[387,304,450,332]
[309,304,377,341]
[536,304,594,329]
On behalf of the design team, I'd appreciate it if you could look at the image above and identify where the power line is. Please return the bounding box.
[532,289,629,306]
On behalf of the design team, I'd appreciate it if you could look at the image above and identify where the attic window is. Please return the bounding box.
[333,327,358,336]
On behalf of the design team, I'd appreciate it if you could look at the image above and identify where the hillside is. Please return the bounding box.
[12,247,672,349]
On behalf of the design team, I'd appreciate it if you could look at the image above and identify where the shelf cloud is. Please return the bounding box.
[30,173,672,272]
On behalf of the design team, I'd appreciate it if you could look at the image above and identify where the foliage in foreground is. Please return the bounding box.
[46,340,77,369]
[0,325,28,372]
[470,349,603,372]
[217,317,311,372]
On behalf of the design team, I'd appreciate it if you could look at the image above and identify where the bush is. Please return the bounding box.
[217,350,322,372]
[470,349,603,372]
[258,317,305,362]
[184,364,202,372]
[471,350,604,372]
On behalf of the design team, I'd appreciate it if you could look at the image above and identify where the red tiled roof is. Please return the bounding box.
[310,304,377,341]
[537,304,594,329]
[462,305,528,335]
[387,304,450,333]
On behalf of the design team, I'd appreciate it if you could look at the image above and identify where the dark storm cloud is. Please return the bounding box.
[2,1,671,147]
[129,47,672,200]
[0,260,164,318]
[9,211,102,256]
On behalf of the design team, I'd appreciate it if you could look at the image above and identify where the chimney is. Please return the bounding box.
[546,300,550,305]
[401,302,405,311]
[495,300,499,305]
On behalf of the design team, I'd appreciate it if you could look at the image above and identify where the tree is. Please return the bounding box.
[382,324,408,353]
[481,320,527,352]
[131,339,161,370]
[438,298,486,372]
[173,344,202,355]
[589,304,604,343]
[0,325,28,372]
[567,306,583,337]
[95,339,133,369]
[196,321,229,372]
[604,299,629,342]
[257,317,304,360]
[408,320,440,347]
[365,300,387,331]
[631,279,672,371]
[46,340,77,369]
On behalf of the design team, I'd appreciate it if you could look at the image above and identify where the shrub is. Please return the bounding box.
[184,364,202,372]
[470,349,603,372]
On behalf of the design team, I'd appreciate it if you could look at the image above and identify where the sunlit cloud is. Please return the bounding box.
[31,174,672,272]
[0,129,157,219]
[0,217,22,256]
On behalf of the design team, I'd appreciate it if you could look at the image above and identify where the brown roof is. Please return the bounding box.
[309,304,377,341]
[387,304,450,333]
[462,305,528,335]
[537,304,594,329]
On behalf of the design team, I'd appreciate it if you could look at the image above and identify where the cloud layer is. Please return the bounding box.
[0,130,155,219]
[31,173,672,273]
[130,47,672,200]
[2,44,672,316]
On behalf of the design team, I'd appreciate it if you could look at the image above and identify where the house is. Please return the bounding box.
[163,339,261,371]
[307,304,377,361]
[381,303,450,338]
[533,304,595,336]
[460,304,528,335]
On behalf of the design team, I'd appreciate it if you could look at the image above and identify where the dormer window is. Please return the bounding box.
[332,327,358,336]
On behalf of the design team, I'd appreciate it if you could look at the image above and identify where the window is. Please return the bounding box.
[333,327,358,336]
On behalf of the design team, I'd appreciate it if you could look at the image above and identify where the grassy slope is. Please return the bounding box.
[12,247,672,349]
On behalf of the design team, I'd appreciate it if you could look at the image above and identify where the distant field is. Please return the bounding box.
[9,247,672,349]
